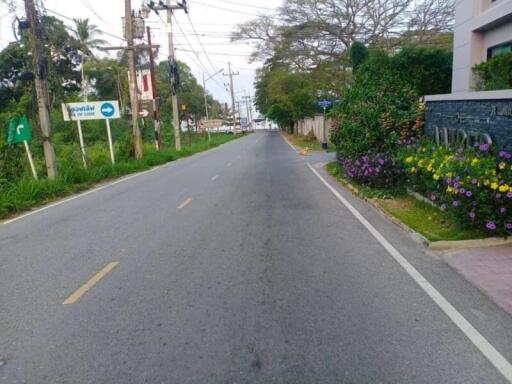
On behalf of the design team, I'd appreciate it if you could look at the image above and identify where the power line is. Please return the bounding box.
[44,6,126,42]
[186,12,221,76]
[190,0,278,18]
[80,0,118,26]
[213,0,276,11]
[176,47,254,57]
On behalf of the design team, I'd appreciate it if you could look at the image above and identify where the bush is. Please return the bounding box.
[330,50,426,160]
[473,52,512,91]
[331,47,452,161]
[400,142,512,236]
[339,153,405,189]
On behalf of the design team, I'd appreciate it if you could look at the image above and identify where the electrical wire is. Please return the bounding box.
[185,12,221,75]
[213,0,276,11]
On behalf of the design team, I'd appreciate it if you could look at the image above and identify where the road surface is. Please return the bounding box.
[1,131,512,383]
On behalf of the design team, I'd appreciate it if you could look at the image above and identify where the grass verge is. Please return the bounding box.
[0,133,243,220]
[282,132,334,152]
[325,161,487,242]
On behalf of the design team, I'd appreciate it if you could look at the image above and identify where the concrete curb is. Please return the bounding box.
[321,163,512,252]
[429,237,512,251]
[318,166,431,248]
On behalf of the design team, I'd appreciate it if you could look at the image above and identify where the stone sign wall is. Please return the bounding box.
[425,99,512,150]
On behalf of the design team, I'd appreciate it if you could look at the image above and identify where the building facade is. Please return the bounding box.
[452,0,512,92]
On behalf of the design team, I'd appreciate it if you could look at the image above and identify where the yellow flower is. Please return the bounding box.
[433,174,440,181]
[411,167,417,173]
[447,172,453,178]
[499,185,510,193]
[446,186,454,193]
[471,158,479,166]
[427,164,433,172]
[484,179,490,186]
[405,156,414,164]
[491,182,499,190]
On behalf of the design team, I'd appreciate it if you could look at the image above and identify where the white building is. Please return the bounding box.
[452,0,512,92]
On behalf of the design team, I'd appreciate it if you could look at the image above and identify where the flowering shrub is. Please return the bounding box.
[401,142,512,236]
[339,153,405,189]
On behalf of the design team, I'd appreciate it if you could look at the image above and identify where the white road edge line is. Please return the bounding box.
[2,165,168,226]
[177,197,193,210]
[281,133,298,152]
[211,175,220,181]
[1,135,249,226]
[306,162,512,383]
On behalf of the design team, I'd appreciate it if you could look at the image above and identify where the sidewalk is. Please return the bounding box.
[441,245,512,315]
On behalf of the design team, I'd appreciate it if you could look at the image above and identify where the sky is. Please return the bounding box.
[0,0,281,107]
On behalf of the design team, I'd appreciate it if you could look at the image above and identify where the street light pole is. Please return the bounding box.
[202,69,223,144]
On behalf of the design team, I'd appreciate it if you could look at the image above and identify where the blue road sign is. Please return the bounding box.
[317,100,333,109]
[101,102,116,118]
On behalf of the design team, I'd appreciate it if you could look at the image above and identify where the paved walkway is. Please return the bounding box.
[444,245,512,315]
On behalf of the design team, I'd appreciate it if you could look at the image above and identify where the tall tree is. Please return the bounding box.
[72,18,106,100]
[233,0,454,69]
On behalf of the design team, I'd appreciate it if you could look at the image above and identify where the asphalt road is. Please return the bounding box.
[1,131,512,383]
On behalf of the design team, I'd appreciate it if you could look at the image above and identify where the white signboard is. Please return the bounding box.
[62,101,121,121]
[136,69,154,101]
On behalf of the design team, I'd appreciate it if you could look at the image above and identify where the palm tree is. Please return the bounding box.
[73,18,107,101]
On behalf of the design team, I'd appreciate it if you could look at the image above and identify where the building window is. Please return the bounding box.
[487,42,512,59]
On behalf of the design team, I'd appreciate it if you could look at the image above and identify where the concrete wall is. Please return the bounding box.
[424,92,512,150]
[451,0,512,92]
[294,115,333,144]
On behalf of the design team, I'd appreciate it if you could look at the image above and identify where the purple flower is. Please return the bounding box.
[479,143,490,152]
[469,211,476,220]
[453,200,461,207]
[506,223,512,231]
[377,158,385,165]
[471,178,478,185]
[486,221,497,231]
[496,193,502,200]
[507,191,512,199]
[499,150,511,159]
[454,182,461,189]
[500,207,507,214]
[466,190,473,198]
[430,194,437,201]
[457,147,464,154]
[460,188,466,194]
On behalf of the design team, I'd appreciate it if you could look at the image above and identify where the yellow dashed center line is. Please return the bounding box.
[178,197,193,209]
[63,262,119,305]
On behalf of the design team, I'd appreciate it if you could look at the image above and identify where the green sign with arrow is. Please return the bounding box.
[8,116,32,144]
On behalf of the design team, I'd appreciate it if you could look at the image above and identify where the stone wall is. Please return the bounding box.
[425,98,512,150]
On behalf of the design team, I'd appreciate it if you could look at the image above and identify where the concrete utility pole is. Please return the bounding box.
[147,26,162,150]
[24,0,58,179]
[167,0,181,150]
[147,1,188,151]
[125,0,143,159]
[242,93,252,130]
[224,62,239,132]
[248,94,254,130]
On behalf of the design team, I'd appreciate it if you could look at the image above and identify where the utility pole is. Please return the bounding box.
[223,62,239,133]
[24,0,58,179]
[147,1,188,150]
[147,26,162,150]
[248,94,254,130]
[167,0,180,150]
[125,0,143,159]
[242,94,252,130]
[202,69,223,141]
